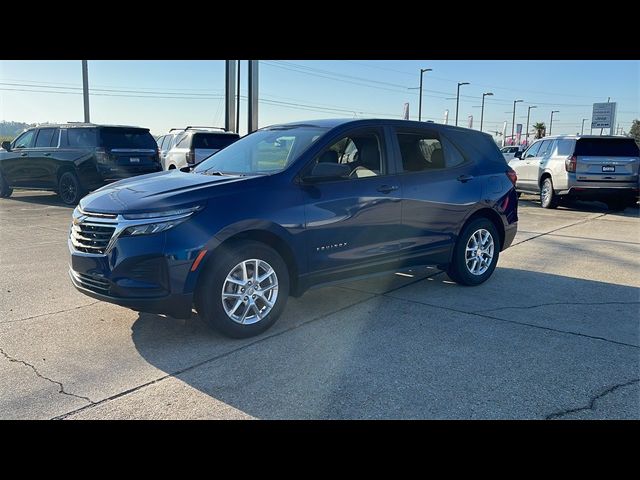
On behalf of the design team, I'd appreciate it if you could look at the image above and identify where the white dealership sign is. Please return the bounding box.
[403,103,410,120]
[591,102,617,131]
[443,109,449,125]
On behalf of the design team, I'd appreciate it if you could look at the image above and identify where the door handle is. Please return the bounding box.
[20,152,28,157]
[376,185,399,194]
[44,152,51,157]
[457,174,474,183]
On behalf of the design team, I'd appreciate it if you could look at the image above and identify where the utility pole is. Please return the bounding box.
[81,60,90,123]
[224,60,237,133]
[480,92,493,132]
[525,105,537,146]
[581,118,588,135]
[418,68,432,122]
[455,82,470,126]
[549,110,559,136]
[247,60,259,134]
[236,61,241,133]
[511,99,523,143]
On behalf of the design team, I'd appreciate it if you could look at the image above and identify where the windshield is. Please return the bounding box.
[194,126,328,175]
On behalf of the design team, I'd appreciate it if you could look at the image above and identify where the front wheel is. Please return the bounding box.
[195,240,290,338]
[540,177,558,209]
[57,171,84,205]
[0,171,13,198]
[447,218,500,286]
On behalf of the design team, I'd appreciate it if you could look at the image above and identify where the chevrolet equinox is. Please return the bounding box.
[68,119,518,338]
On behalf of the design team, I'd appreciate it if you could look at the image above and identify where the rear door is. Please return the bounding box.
[4,129,37,186]
[392,125,482,263]
[30,127,60,188]
[574,138,640,183]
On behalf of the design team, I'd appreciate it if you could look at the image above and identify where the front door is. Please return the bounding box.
[3,129,37,187]
[517,140,544,191]
[301,127,403,277]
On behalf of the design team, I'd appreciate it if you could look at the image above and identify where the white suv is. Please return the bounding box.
[163,127,239,171]
[508,135,639,210]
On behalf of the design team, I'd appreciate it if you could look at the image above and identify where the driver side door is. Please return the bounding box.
[2,129,37,187]
[300,126,404,282]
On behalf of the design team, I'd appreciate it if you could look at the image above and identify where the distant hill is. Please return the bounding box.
[0,121,34,140]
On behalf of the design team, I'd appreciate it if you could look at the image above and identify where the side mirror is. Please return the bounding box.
[1,141,11,151]
[303,162,350,182]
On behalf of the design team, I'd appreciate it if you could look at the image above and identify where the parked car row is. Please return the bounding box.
[0,123,239,204]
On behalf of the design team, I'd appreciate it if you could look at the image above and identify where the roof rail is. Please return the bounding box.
[169,128,186,132]
[185,126,227,131]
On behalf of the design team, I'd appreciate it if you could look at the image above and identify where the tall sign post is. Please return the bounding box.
[591,102,617,136]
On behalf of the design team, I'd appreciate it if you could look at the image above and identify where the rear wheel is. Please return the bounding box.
[0,171,13,198]
[195,240,290,338]
[447,218,500,286]
[57,171,84,205]
[540,177,558,209]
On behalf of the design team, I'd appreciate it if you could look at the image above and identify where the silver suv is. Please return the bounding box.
[509,135,639,210]
[163,127,239,171]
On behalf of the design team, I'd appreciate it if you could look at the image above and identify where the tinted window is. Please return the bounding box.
[575,138,639,157]
[13,130,36,149]
[67,128,97,147]
[100,128,156,149]
[157,136,166,149]
[397,132,444,172]
[192,133,239,150]
[524,141,542,158]
[556,139,575,156]
[537,140,553,157]
[35,128,56,148]
[442,136,466,168]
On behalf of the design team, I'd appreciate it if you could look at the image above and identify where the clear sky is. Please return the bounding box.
[1,60,638,139]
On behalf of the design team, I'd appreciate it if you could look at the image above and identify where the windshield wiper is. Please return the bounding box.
[200,170,247,177]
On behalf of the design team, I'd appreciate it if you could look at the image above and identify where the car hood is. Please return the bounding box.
[79,170,250,214]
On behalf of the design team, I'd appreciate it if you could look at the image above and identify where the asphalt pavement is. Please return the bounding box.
[1,191,638,419]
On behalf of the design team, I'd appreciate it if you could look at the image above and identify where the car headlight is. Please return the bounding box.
[121,205,203,236]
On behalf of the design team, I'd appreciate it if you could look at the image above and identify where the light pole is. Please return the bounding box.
[511,99,523,144]
[480,92,493,132]
[525,105,537,146]
[581,118,588,135]
[81,60,90,123]
[549,110,559,135]
[455,82,470,126]
[418,68,432,122]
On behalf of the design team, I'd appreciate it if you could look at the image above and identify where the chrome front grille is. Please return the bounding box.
[69,269,111,294]
[70,209,117,254]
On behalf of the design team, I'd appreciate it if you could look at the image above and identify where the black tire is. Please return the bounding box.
[540,177,558,209]
[57,171,84,205]
[0,171,13,198]
[606,199,628,211]
[195,240,290,338]
[447,218,500,286]
[516,191,522,199]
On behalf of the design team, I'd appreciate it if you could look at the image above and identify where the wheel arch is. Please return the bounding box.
[460,208,506,252]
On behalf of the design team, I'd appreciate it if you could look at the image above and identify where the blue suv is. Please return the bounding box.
[69,119,518,338]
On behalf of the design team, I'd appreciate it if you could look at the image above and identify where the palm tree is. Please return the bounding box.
[532,122,546,139]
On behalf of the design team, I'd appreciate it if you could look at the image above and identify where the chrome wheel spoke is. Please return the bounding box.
[465,228,494,276]
[222,258,279,325]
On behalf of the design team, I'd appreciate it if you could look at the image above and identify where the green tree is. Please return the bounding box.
[532,122,546,139]
[629,119,640,146]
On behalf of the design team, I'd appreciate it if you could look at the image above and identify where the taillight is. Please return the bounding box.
[506,169,517,186]
[565,155,577,172]
[186,150,195,164]
[95,147,110,164]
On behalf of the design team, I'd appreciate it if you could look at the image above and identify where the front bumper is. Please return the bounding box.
[69,267,192,318]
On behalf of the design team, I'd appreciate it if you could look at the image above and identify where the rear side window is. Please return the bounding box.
[556,139,575,156]
[192,133,239,150]
[35,128,56,148]
[397,133,445,172]
[575,138,639,157]
[100,128,156,149]
[175,134,191,148]
[67,128,97,148]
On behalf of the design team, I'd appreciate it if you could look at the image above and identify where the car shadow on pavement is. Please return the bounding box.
[2,191,75,208]
[129,267,640,419]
